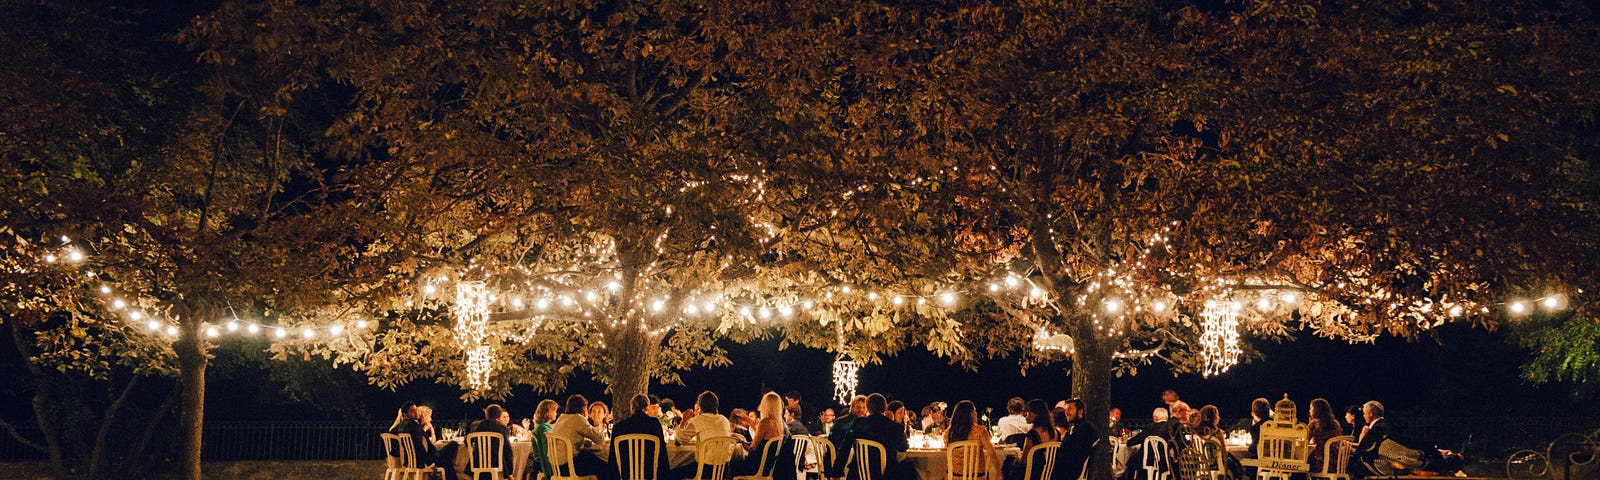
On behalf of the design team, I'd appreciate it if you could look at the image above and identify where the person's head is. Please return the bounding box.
[784,391,802,407]
[1171,402,1192,423]
[1109,407,1122,422]
[929,403,946,420]
[1309,398,1335,424]
[730,408,750,426]
[565,394,589,415]
[1151,407,1170,423]
[758,392,785,422]
[659,398,677,413]
[1052,407,1070,430]
[887,400,906,422]
[819,407,835,424]
[1161,389,1179,404]
[417,405,434,423]
[1344,405,1363,425]
[785,405,802,423]
[485,404,509,425]
[1199,405,1220,428]
[948,400,979,440]
[588,401,610,422]
[1250,398,1271,422]
[630,394,659,419]
[1061,398,1085,422]
[1007,397,1026,415]
[536,399,560,423]
[866,393,888,415]
[401,401,419,419]
[1362,401,1385,422]
[696,390,720,415]
[1024,399,1054,432]
[850,395,869,417]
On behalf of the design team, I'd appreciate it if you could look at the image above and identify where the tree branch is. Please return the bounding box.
[0,418,45,452]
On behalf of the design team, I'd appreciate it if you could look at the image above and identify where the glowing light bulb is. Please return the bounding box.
[1229,301,1244,313]
[1256,297,1272,311]
[1030,287,1045,299]
[1104,298,1122,314]
[758,308,773,320]
[111,299,126,309]
[44,254,56,263]
[1542,296,1562,310]
[739,306,753,318]
[226,321,239,332]
[164,326,178,336]
[684,304,700,316]
[205,327,219,338]
[841,285,853,295]
[248,324,261,334]
[1152,300,1168,313]
[1448,305,1463,317]
[1280,292,1299,304]
[423,284,437,295]
[275,328,287,338]
[301,328,316,338]
[66,249,84,263]
[891,295,904,306]
[99,285,111,294]
[988,283,1000,292]
[536,298,551,310]
[939,291,958,306]
[1509,301,1528,315]
[146,320,161,331]
[1004,276,1020,289]
[129,311,143,321]
[585,291,598,303]
[606,281,622,292]
[651,299,667,313]
[867,291,879,301]
[801,300,814,310]
[703,302,716,314]
[330,325,344,335]
[511,297,524,308]
[779,305,795,317]
[356,320,369,329]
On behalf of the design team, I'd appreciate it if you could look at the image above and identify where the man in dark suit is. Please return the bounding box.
[611,394,671,480]
[826,395,868,478]
[1354,401,1391,478]
[389,402,458,480]
[1057,398,1100,480]
[470,404,518,480]
[840,394,910,480]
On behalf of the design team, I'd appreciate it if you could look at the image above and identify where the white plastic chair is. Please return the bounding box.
[848,439,888,480]
[946,440,988,480]
[733,438,785,480]
[688,436,738,480]
[383,432,442,480]
[1141,435,1172,480]
[467,432,507,480]
[549,435,600,480]
[1309,436,1356,480]
[1022,441,1061,480]
[614,433,665,480]
[808,435,837,476]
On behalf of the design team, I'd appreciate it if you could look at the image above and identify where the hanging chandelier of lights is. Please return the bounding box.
[1198,298,1242,377]
[455,282,494,391]
[832,357,859,405]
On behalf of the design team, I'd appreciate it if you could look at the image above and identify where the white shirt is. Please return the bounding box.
[552,413,605,445]
[677,413,732,445]
[995,414,1031,439]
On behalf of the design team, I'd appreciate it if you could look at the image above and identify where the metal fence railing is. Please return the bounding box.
[201,421,389,461]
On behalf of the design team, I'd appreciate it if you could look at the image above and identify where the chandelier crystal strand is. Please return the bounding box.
[455,282,493,391]
[832,358,859,405]
[1198,298,1242,377]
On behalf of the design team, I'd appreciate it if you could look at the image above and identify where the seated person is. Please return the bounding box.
[785,405,811,436]
[389,402,458,480]
[945,400,1000,479]
[843,394,910,480]
[611,394,672,480]
[469,404,517,480]
[1058,399,1099,480]
[1353,401,1391,478]
[552,395,611,478]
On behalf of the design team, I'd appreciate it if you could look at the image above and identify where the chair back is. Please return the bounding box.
[380,433,404,469]
[1200,438,1227,480]
[748,437,786,480]
[691,436,738,480]
[1141,436,1172,480]
[614,433,664,480]
[466,432,506,480]
[1022,441,1060,480]
[550,434,584,478]
[946,440,984,480]
[850,439,888,480]
[1311,436,1356,480]
[810,435,837,474]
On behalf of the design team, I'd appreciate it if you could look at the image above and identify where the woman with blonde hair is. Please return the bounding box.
[752,392,786,447]
[416,405,439,442]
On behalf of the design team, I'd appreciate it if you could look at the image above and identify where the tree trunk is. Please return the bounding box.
[1070,311,1117,480]
[608,319,657,420]
[133,383,182,478]
[9,321,67,477]
[88,374,142,478]
[175,320,208,480]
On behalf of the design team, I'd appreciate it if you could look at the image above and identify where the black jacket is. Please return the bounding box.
[390,419,440,465]
[1355,418,1390,462]
[842,414,909,474]
[611,413,672,479]
[469,419,517,475]
[1058,418,1099,480]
